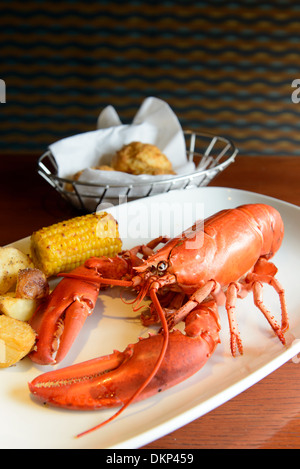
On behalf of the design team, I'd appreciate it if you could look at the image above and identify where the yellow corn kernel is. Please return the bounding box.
[30,212,122,277]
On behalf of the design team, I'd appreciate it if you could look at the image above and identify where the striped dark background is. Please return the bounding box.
[1,0,300,156]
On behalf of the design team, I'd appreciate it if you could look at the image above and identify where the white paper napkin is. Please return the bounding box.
[49,97,195,186]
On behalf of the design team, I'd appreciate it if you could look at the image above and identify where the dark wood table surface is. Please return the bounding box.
[1,153,300,449]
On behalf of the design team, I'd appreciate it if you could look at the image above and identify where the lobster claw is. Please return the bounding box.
[29,264,101,365]
[29,328,219,408]
[29,301,220,437]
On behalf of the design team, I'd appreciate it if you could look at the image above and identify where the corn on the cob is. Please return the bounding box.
[30,212,122,277]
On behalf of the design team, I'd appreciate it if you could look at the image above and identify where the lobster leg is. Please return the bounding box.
[252,282,285,344]
[141,292,186,326]
[247,258,289,334]
[269,277,288,333]
[166,259,288,357]
[225,283,244,356]
[221,273,287,357]
[166,280,218,329]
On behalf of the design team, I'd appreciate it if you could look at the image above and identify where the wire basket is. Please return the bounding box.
[38,130,238,212]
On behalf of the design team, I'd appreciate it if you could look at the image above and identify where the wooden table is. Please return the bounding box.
[1,153,300,449]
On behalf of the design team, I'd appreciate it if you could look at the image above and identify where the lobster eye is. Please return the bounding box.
[157,260,168,273]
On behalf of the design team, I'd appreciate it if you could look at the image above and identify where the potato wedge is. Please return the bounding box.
[0,247,33,294]
[0,314,36,368]
[0,293,40,322]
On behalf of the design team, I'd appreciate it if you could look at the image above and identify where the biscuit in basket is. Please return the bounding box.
[112,142,176,176]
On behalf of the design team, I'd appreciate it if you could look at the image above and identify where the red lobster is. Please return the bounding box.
[28,204,288,437]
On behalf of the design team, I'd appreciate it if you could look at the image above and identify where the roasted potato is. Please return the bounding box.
[0,247,33,294]
[0,293,40,322]
[0,314,36,368]
[15,268,49,299]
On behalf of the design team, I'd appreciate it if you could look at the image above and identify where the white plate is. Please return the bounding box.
[1,187,300,449]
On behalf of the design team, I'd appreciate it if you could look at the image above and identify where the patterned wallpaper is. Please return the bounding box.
[1,0,300,155]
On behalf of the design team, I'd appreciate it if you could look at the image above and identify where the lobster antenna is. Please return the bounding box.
[132,282,149,311]
[76,287,169,438]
